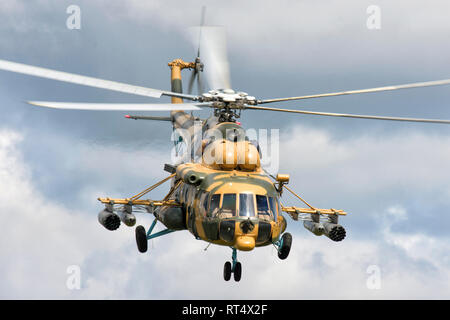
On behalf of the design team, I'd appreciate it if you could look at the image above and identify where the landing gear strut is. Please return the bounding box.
[223,248,242,282]
[135,219,176,253]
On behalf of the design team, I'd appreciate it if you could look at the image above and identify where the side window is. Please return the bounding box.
[277,199,282,218]
[183,185,189,203]
[222,193,237,216]
[268,196,278,222]
[198,191,208,216]
[209,194,221,216]
[202,192,209,212]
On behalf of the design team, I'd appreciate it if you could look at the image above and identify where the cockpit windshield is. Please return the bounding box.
[208,192,278,220]
[239,193,255,217]
[268,196,278,221]
[222,193,237,216]
[256,195,278,221]
[256,195,269,214]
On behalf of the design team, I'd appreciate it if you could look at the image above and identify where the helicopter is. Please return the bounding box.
[1,22,450,283]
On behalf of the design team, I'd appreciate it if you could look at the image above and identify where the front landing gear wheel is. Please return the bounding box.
[135,225,148,253]
[224,248,242,282]
[233,262,242,282]
[278,232,292,260]
[223,262,232,281]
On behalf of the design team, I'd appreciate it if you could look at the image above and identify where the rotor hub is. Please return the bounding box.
[201,89,257,106]
[200,89,257,122]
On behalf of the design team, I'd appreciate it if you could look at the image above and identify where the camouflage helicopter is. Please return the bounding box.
[1,24,450,282]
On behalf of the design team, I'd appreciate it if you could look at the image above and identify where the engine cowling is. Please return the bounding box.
[202,139,261,171]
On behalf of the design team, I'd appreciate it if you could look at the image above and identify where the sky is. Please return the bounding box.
[0,0,449,299]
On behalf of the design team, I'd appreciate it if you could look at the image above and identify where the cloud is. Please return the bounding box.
[101,0,450,74]
[279,125,450,194]
[277,125,450,239]
[0,128,133,298]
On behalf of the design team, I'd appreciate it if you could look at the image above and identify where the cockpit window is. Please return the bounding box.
[209,194,221,216]
[268,196,278,221]
[222,193,237,216]
[202,192,209,212]
[239,193,255,217]
[183,185,189,203]
[256,195,270,216]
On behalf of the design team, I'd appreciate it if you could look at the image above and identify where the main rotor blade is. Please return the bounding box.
[189,26,231,90]
[28,101,209,111]
[197,6,207,57]
[259,79,450,104]
[197,69,204,95]
[245,105,450,124]
[0,59,198,101]
[187,69,197,95]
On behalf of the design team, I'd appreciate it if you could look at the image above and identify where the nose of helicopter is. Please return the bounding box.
[235,235,255,251]
[232,217,258,251]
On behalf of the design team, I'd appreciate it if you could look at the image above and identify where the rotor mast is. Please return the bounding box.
[168,59,195,104]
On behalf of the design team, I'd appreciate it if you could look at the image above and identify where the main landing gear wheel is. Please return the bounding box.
[278,232,292,260]
[135,225,148,253]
